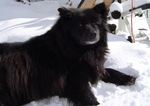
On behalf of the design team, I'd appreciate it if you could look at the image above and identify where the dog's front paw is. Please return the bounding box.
[125,76,136,86]
[103,68,137,86]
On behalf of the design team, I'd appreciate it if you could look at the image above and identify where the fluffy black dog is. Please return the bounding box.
[0,3,135,106]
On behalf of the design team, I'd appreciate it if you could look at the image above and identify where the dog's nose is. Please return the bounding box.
[90,32,96,39]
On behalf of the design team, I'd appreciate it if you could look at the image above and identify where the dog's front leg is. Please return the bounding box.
[102,68,136,86]
[65,74,99,106]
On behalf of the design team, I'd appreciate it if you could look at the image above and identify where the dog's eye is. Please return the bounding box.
[78,22,84,27]
[79,24,83,27]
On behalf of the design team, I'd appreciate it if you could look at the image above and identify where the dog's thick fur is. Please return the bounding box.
[0,3,135,106]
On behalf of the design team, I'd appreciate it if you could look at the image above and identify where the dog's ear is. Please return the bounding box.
[93,3,108,17]
[58,8,73,18]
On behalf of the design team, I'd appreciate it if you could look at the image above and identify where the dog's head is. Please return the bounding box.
[57,3,108,46]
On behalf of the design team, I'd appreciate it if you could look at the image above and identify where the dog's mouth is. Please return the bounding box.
[83,40,99,45]
[81,35,100,45]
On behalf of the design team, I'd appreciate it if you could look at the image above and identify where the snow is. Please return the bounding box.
[0,0,150,106]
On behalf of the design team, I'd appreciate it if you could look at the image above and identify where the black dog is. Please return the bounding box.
[0,3,136,106]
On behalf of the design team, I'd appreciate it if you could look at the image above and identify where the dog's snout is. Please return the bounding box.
[90,32,96,39]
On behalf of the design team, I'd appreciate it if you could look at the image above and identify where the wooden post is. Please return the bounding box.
[103,0,113,8]
[79,0,96,8]
[78,0,114,9]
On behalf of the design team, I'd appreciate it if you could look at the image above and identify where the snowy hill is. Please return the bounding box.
[0,0,150,106]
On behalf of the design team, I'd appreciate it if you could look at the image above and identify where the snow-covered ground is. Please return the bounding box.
[0,0,150,106]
